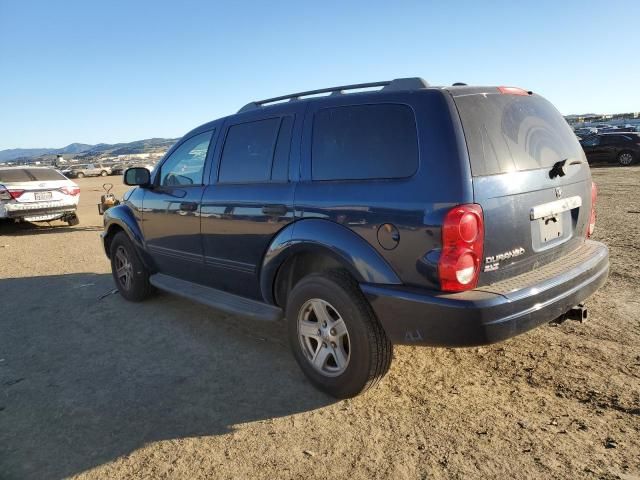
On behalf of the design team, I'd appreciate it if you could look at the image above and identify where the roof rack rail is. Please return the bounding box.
[238,77,429,113]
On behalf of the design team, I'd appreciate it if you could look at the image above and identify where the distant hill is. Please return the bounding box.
[0,138,178,163]
[0,143,96,162]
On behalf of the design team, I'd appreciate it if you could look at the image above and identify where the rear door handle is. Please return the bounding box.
[179,202,198,212]
[262,204,287,216]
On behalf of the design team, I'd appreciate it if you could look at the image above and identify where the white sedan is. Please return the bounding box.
[0,166,80,225]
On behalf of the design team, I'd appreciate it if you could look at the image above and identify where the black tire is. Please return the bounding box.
[617,151,635,166]
[66,214,79,226]
[100,170,108,176]
[286,270,392,398]
[109,231,155,302]
[76,172,84,178]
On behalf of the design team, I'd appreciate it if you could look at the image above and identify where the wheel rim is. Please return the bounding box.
[619,153,633,165]
[298,298,350,377]
[114,246,133,291]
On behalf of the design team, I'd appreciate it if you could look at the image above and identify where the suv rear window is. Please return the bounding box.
[454,94,584,176]
[0,168,66,182]
[312,104,418,181]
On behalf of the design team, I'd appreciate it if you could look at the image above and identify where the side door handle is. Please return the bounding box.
[262,204,287,216]
[179,201,198,212]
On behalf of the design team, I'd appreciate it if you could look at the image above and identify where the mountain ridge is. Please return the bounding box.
[0,138,178,162]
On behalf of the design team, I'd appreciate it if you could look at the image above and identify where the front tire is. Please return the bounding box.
[618,151,635,166]
[100,170,108,176]
[286,271,392,398]
[109,231,155,301]
[76,172,85,178]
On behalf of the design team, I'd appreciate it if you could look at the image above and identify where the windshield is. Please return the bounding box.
[454,93,585,176]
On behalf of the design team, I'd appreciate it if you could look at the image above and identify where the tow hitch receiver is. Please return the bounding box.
[552,303,588,324]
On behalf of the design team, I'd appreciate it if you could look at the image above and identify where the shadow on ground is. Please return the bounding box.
[0,221,103,236]
[0,273,333,480]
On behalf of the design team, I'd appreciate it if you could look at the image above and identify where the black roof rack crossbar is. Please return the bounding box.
[238,77,429,113]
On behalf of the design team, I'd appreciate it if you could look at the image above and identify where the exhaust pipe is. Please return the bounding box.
[554,303,588,324]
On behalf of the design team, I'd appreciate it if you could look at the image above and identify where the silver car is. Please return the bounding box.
[0,167,80,224]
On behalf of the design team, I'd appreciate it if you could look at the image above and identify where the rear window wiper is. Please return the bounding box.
[549,158,583,179]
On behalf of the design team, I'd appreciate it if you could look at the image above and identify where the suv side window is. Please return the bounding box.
[159,131,213,186]
[218,117,292,183]
[311,104,418,181]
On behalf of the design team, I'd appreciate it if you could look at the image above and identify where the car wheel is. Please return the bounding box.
[76,172,85,178]
[100,170,108,176]
[618,151,635,166]
[286,270,392,398]
[109,231,155,302]
[66,214,79,226]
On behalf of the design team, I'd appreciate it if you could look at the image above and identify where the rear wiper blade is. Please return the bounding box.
[549,159,567,179]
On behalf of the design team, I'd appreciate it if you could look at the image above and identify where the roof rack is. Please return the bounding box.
[238,77,429,113]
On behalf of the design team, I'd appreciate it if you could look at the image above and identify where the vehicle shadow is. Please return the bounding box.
[0,273,334,480]
[0,221,103,236]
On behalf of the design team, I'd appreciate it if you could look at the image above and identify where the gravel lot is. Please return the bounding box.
[1,169,638,480]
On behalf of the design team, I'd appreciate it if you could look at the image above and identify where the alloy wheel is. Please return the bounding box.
[298,298,351,377]
[619,153,633,166]
[115,246,133,291]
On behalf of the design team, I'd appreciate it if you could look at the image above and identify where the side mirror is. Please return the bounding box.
[124,167,151,187]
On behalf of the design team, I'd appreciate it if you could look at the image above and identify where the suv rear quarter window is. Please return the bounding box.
[218,117,293,183]
[311,104,418,181]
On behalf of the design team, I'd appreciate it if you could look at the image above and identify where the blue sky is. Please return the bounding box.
[1,0,639,150]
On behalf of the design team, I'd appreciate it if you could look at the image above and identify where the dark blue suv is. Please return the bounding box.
[102,78,609,398]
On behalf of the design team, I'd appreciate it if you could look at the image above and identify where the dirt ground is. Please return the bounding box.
[0,169,638,480]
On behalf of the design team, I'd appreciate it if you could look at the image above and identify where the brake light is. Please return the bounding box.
[587,181,597,237]
[497,86,530,96]
[439,204,484,292]
[60,185,80,196]
[0,185,25,199]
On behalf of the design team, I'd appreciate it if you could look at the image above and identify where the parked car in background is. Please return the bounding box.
[102,78,608,398]
[0,167,80,224]
[70,163,112,178]
[132,163,156,172]
[111,164,129,176]
[580,133,640,165]
[59,166,74,177]
[574,127,597,138]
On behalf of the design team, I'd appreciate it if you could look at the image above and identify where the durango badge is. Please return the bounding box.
[484,247,526,272]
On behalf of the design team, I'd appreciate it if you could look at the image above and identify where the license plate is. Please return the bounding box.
[539,215,563,243]
[34,191,52,201]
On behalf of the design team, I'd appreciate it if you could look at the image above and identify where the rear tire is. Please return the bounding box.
[66,214,79,226]
[100,170,108,176]
[109,231,155,302]
[76,172,85,178]
[618,151,635,166]
[286,270,392,398]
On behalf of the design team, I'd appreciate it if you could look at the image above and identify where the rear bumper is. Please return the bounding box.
[0,202,77,219]
[362,240,609,347]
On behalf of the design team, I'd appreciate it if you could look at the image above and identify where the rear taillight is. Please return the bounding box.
[0,185,24,199]
[439,204,484,292]
[60,186,80,196]
[587,181,597,237]
[497,86,530,96]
